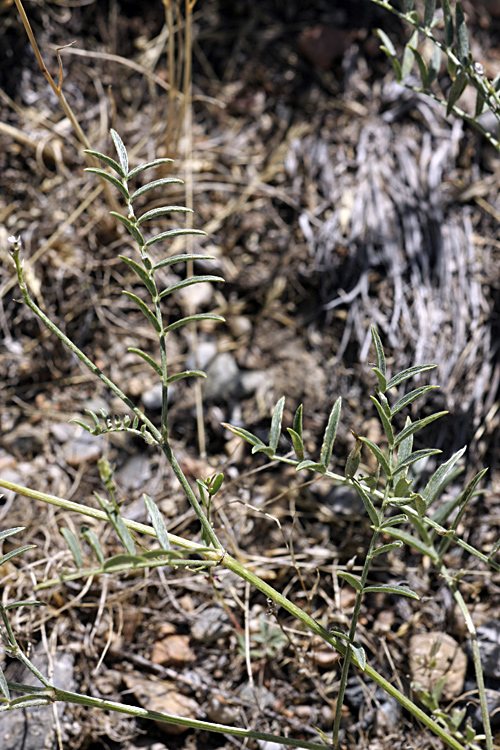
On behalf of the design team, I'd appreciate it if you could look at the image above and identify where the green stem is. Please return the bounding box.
[332,531,380,746]
[161,441,224,551]
[10,244,161,444]
[0,478,468,750]
[8,683,326,750]
[439,565,493,750]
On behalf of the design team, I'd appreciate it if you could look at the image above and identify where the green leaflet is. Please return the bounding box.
[128,347,162,377]
[158,275,224,299]
[0,545,36,568]
[122,291,161,332]
[144,494,170,552]
[127,158,174,179]
[130,178,183,202]
[363,584,419,599]
[83,150,125,178]
[84,168,130,200]
[145,228,207,247]
[0,527,24,542]
[166,370,207,384]
[269,397,285,453]
[393,412,448,449]
[60,527,83,569]
[337,570,362,592]
[370,395,394,445]
[221,424,266,450]
[359,437,391,476]
[137,205,192,224]
[119,255,156,296]
[393,449,442,476]
[110,129,129,176]
[154,254,216,270]
[386,364,436,391]
[113,216,145,247]
[287,428,305,462]
[81,526,105,566]
[163,314,225,335]
[320,397,341,468]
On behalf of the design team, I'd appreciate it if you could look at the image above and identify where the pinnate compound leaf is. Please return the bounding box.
[0,545,36,567]
[110,129,128,176]
[81,526,105,566]
[119,256,156,296]
[447,71,468,116]
[393,448,442,476]
[85,168,129,200]
[391,385,439,417]
[337,570,362,592]
[0,667,9,701]
[221,424,266,450]
[163,314,225,335]
[456,3,469,65]
[287,428,305,462]
[320,397,341,468]
[394,412,448,449]
[83,150,125,178]
[386,364,436,390]
[130,178,183,202]
[424,0,436,29]
[166,370,206,384]
[158,275,224,300]
[145,228,207,247]
[423,446,466,506]
[122,291,161,332]
[128,347,162,377]
[359,437,391,476]
[0,527,24,542]
[60,527,83,569]
[363,584,419,599]
[127,158,174,179]
[144,494,170,551]
[112,215,145,247]
[137,206,192,224]
[154,254,216,270]
[269,396,285,453]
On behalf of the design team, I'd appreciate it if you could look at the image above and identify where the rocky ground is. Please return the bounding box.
[1,1,500,748]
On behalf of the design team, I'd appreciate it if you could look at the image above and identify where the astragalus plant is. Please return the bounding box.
[0,130,498,750]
